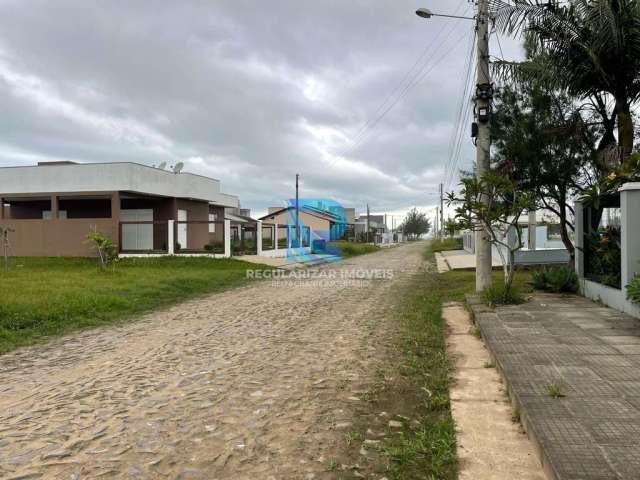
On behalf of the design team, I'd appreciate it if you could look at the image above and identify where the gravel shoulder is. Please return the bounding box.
[0,242,425,480]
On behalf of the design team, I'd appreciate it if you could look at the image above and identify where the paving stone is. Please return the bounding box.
[470,294,640,480]
[544,443,619,480]
[601,445,640,478]
[581,354,635,367]
[565,398,640,420]
[609,380,640,396]
[587,420,640,445]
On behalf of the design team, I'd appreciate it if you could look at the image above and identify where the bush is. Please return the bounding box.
[531,266,578,293]
[627,276,640,303]
[430,237,463,253]
[204,242,224,253]
[85,230,118,269]
[483,283,524,307]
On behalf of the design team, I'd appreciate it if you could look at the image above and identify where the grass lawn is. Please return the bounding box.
[430,237,463,253]
[329,241,380,258]
[0,256,267,354]
[377,242,533,479]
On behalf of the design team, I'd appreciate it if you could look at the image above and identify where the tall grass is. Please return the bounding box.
[329,241,380,258]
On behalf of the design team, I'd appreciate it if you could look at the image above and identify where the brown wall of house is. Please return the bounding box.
[0,219,117,257]
[176,199,210,250]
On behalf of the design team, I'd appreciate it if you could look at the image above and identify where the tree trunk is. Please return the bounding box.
[616,97,634,162]
[506,249,515,291]
[558,197,575,266]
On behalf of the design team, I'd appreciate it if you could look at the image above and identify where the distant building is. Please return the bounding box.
[0,161,239,256]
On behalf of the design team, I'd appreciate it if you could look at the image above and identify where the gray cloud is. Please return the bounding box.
[0,0,522,216]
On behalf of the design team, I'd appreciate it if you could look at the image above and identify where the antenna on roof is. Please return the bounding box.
[157,161,167,170]
[173,162,184,174]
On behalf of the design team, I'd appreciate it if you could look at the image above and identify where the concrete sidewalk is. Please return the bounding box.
[436,249,504,271]
[469,294,640,480]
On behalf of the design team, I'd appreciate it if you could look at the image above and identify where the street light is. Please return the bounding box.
[415,2,493,292]
[415,7,475,21]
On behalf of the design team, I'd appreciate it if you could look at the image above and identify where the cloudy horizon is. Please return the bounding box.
[0,0,521,220]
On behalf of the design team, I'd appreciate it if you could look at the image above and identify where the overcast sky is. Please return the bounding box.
[0,0,522,218]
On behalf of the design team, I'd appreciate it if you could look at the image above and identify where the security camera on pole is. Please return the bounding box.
[416,1,493,292]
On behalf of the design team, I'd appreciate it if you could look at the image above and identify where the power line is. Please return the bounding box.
[346,0,470,149]
[332,3,473,160]
[443,26,476,190]
[340,25,472,159]
[443,27,477,192]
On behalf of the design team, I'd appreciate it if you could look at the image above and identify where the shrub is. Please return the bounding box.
[483,283,523,307]
[204,242,224,253]
[85,230,118,269]
[430,237,463,253]
[531,266,578,293]
[626,276,640,303]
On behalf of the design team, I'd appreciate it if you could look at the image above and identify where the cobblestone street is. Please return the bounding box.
[0,243,424,480]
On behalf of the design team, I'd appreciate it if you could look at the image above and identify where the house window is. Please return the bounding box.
[209,213,216,233]
[546,224,562,240]
[42,210,68,220]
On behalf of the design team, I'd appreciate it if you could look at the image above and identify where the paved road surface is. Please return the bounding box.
[0,242,425,480]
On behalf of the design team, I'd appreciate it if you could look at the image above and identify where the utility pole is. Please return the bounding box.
[474,0,493,292]
[366,204,370,243]
[295,173,300,248]
[434,207,439,239]
[439,182,445,238]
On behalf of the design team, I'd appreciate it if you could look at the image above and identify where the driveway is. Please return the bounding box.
[0,242,425,480]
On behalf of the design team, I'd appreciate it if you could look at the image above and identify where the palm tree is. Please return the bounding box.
[493,0,640,163]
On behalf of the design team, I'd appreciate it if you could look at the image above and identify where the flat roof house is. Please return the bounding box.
[0,161,239,256]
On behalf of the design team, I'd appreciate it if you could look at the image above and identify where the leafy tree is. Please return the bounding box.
[491,82,597,263]
[399,208,431,240]
[444,218,459,237]
[448,172,535,290]
[495,0,640,162]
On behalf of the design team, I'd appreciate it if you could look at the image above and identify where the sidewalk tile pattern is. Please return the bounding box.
[470,294,640,480]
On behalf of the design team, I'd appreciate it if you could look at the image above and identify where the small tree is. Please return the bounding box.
[444,218,459,238]
[448,172,534,291]
[400,208,431,240]
[85,229,118,269]
[0,226,14,270]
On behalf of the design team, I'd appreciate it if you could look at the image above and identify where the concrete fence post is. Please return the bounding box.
[167,219,175,255]
[224,219,231,258]
[620,183,640,289]
[256,220,263,256]
[274,222,279,254]
[574,201,584,279]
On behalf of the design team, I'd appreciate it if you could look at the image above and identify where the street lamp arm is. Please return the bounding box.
[429,13,476,20]
[415,8,475,21]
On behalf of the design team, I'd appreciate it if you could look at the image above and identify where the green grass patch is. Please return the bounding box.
[482,283,525,307]
[0,256,268,354]
[379,242,534,479]
[329,241,380,258]
[429,237,463,253]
